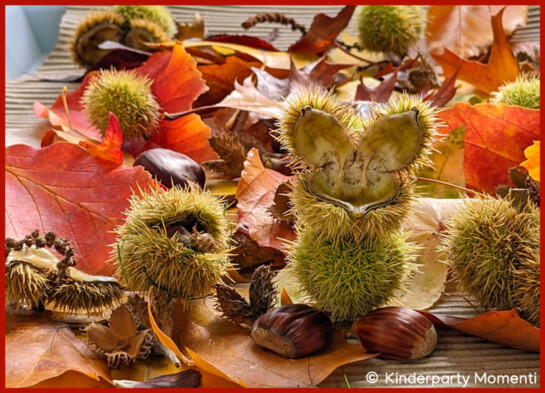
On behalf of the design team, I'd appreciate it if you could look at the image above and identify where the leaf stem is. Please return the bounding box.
[414,176,483,196]
[61,86,73,131]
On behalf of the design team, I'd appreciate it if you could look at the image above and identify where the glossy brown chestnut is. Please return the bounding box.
[351,307,437,360]
[134,148,205,188]
[251,304,334,359]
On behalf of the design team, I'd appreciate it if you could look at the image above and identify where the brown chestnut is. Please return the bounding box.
[134,148,205,188]
[351,307,437,360]
[251,304,333,358]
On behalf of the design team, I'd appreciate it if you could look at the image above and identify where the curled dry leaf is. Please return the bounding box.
[236,148,296,251]
[426,5,528,59]
[5,309,112,388]
[288,6,356,53]
[431,8,519,94]
[5,143,155,275]
[438,102,540,194]
[423,310,540,353]
[388,198,464,310]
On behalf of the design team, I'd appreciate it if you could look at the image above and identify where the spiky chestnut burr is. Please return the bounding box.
[491,76,540,109]
[277,89,439,241]
[287,227,418,321]
[81,69,160,140]
[123,18,169,51]
[113,5,176,38]
[5,230,126,315]
[70,10,125,68]
[356,6,426,56]
[442,195,540,325]
[113,186,231,302]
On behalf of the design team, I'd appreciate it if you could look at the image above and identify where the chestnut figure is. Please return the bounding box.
[352,307,437,360]
[251,304,334,359]
[134,148,205,188]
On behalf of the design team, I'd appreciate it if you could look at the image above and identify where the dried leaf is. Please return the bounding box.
[184,40,306,70]
[175,13,205,40]
[5,143,155,275]
[388,198,463,310]
[219,76,283,119]
[177,314,376,387]
[417,126,466,198]
[288,6,356,53]
[197,57,261,106]
[355,69,399,102]
[426,6,528,59]
[79,113,123,165]
[236,148,296,251]
[431,8,519,93]
[207,34,280,52]
[520,140,540,182]
[425,68,459,107]
[5,309,112,388]
[423,310,540,352]
[438,102,540,193]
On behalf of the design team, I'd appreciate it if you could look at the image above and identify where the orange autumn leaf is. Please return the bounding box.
[5,309,112,388]
[520,140,540,182]
[438,102,540,194]
[79,112,123,165]
[423,310,539,353]
[426,6,528,59]
[197,56,261,106]
[35,43,216,163]
[5,143,155,275]
[431,8,519,94]
[236,148,296,251]
[177,314,376,388]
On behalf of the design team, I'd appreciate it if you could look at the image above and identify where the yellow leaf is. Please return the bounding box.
[521,140,540,181]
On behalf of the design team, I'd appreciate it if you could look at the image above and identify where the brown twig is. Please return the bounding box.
[242,13,307,36]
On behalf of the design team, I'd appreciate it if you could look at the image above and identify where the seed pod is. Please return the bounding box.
[288,229,417,321]
[123,18,169,51]
[46,267,127,315]
[113,186,230,301]
[81,69,161,140]
[352,307,438,360]
[70,11,125,68]
[113,5,176,38]
[133,148,206,189]
[251,304,334,358]
[357,6,426,56]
